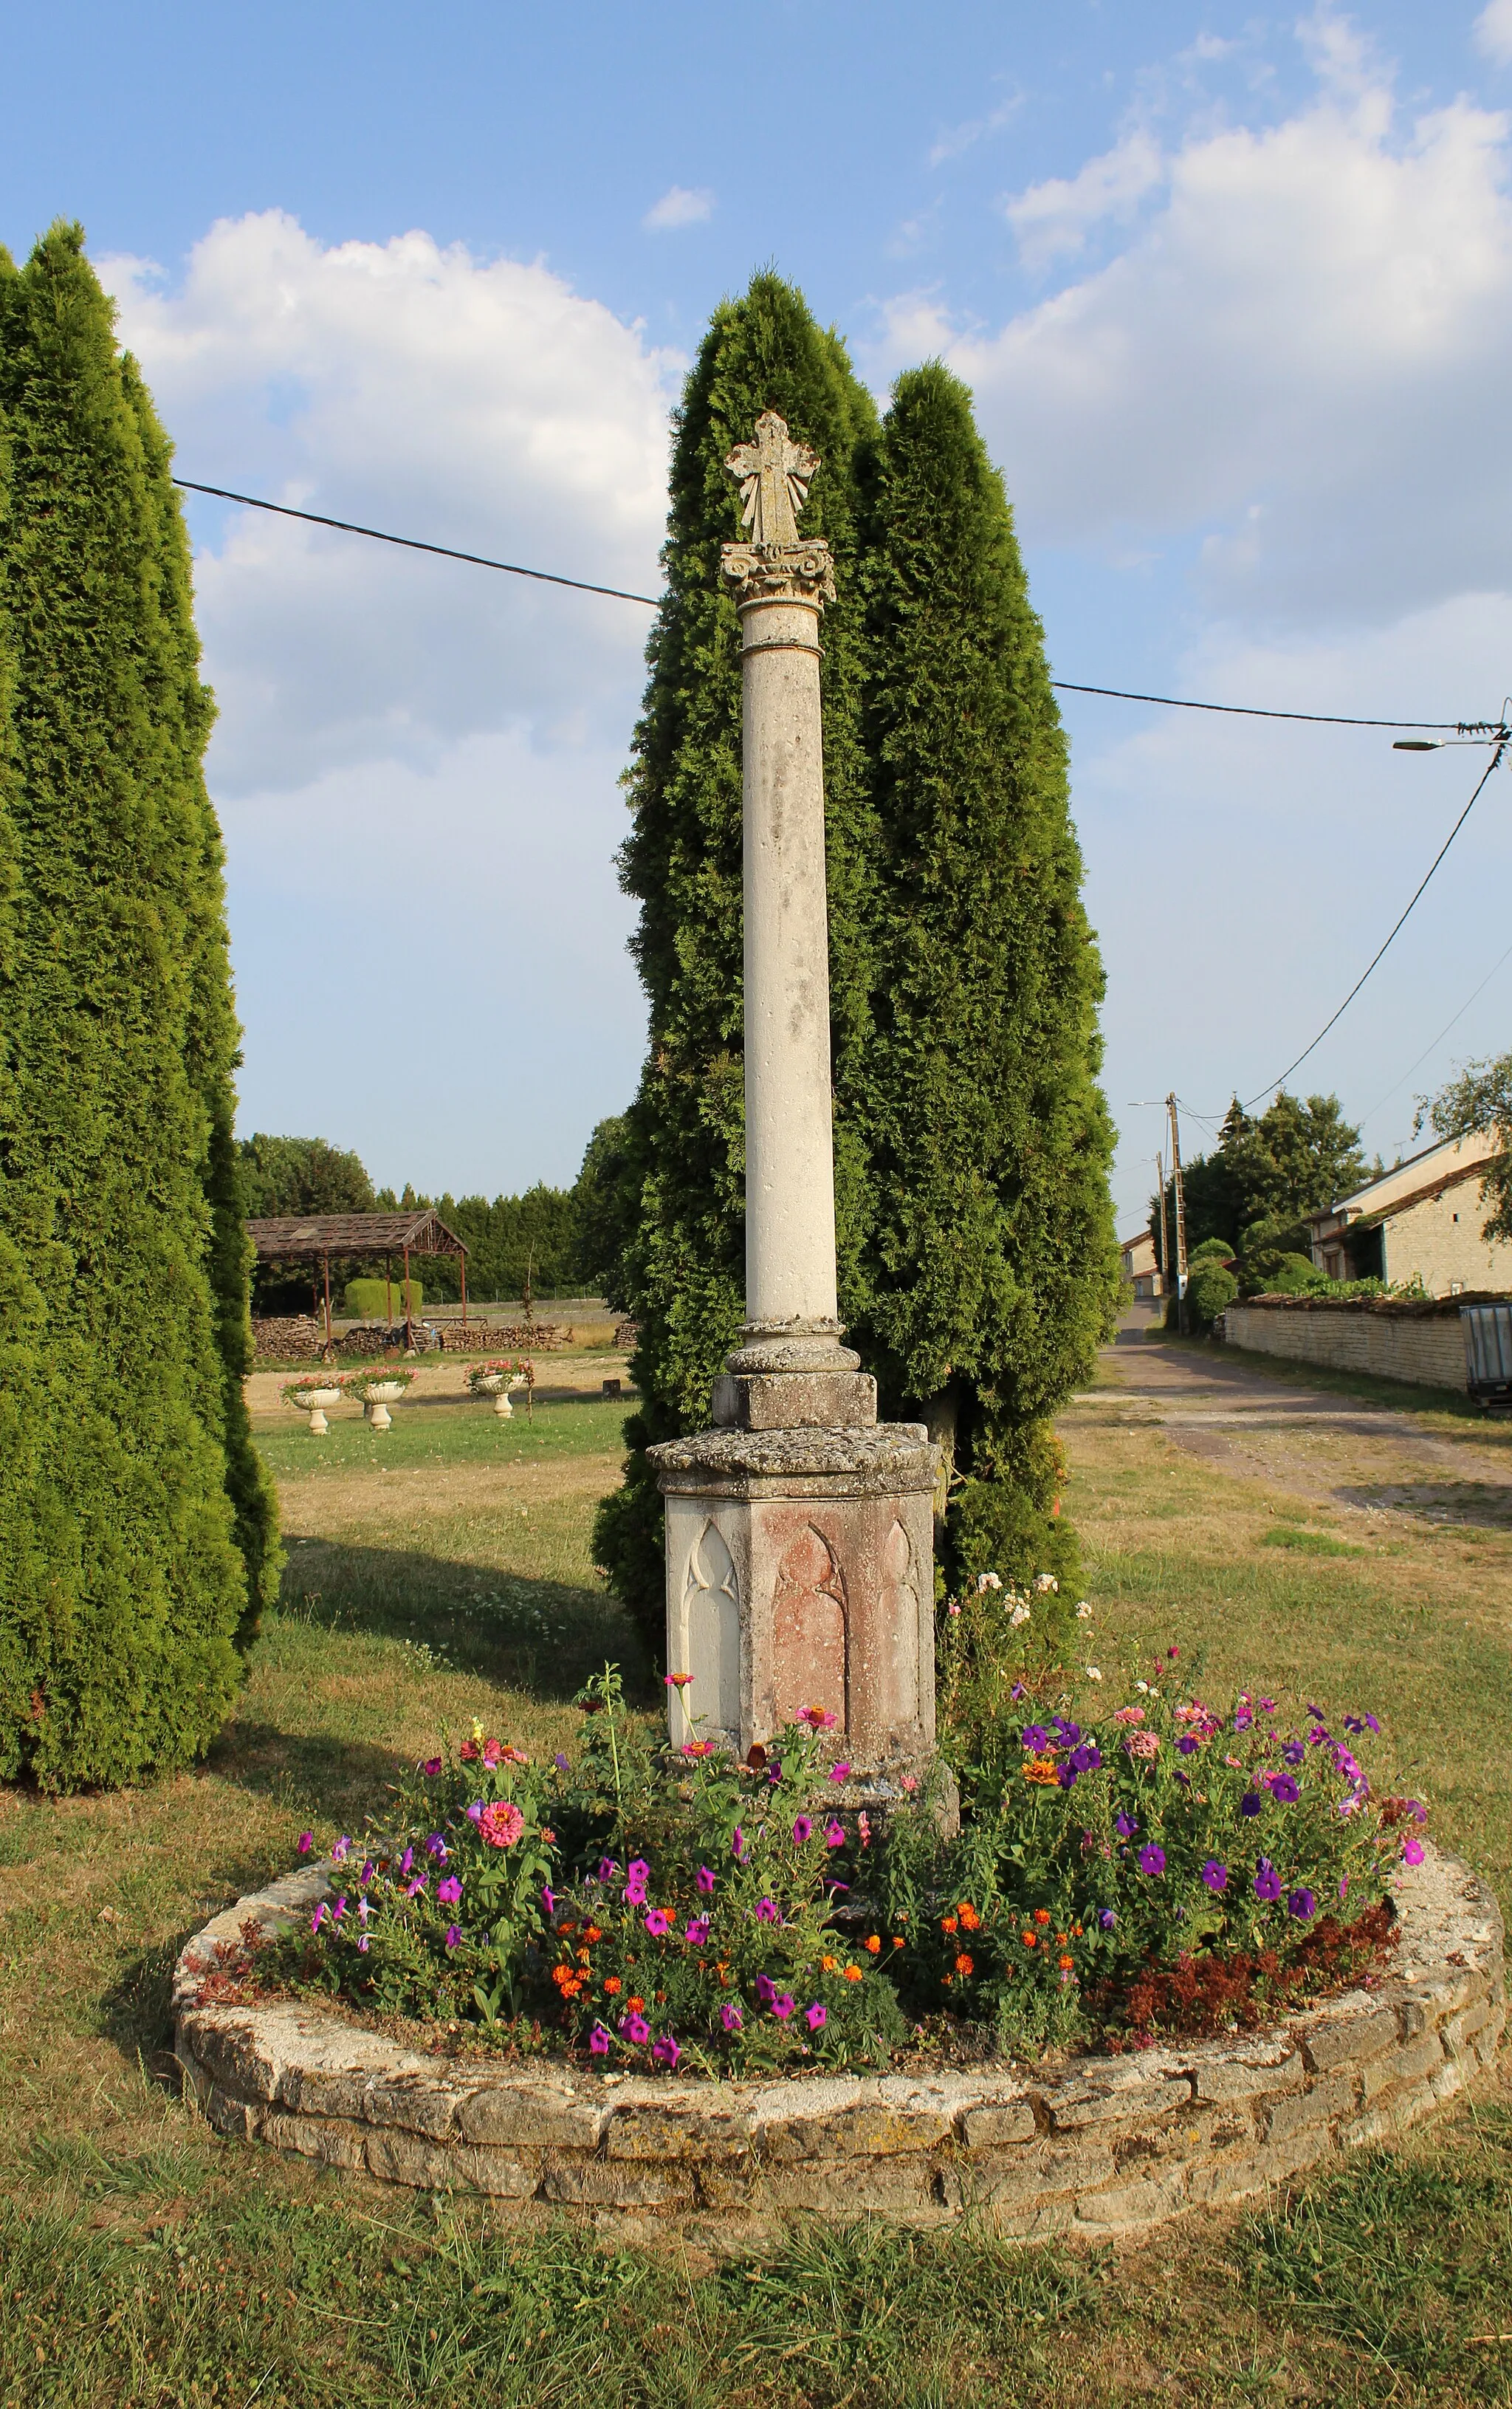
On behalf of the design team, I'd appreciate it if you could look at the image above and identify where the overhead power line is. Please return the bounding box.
[1243,738,1509,1108]
[171,479,1473,731]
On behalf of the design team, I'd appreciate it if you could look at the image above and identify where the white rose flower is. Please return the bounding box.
[1076,1602,1093,1620]
[977,1571,1003,1592]
[1034,1573,1058,1592]
[1085,1666,1103,1682]
[1010,1604,1031,1628]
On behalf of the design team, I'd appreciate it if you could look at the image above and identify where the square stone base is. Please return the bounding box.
[647,1424,938,1783]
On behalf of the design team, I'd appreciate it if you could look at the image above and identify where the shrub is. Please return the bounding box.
[1187,1260,1240,1329]
[1189,1236,1235,1267]
[343,1276,422,1320]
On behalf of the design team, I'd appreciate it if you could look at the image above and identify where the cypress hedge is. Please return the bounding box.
[0,224,278,1787]
[594,275,879,1648]
[856,364,1119,1588]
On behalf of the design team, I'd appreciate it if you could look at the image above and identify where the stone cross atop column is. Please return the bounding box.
[647,411,944,1812]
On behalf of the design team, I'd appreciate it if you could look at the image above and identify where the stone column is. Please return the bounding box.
[649,413,944,1815]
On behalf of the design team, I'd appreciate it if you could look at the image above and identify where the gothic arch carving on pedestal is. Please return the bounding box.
[681,1520,740,1741]
[772,1524,848,1735]
[879,1518,920,1731]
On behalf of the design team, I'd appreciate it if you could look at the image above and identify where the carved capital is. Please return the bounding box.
[721,539,836,609]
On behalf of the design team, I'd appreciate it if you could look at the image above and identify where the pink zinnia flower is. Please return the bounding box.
[478,1800,524,1848]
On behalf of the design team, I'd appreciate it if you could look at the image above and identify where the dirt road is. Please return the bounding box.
[1092,1330,1512,1533]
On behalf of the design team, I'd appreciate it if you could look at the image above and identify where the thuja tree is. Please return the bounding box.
[596,275,879,1648]
[854,364,1118,1589]
[0,225,278,1786]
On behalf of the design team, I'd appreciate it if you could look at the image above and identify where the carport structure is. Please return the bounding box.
[247,1210,470,1351]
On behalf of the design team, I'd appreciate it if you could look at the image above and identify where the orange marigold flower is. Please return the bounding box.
[626,1995,645,2013]
[577,1948,592,1967]
[842,1965,862,1982]
[957,1902,980,1930]
[1056,1931,1068,1945]
[655,1991,666,2004]
[1059,1953,1074,1971]
[1034,1908,1051,1925]
[603,1976,622,1996]
[583,1925,602,1943]
[954,1953,974,1977]
[941,1915,959,1934]
[1021,1931,1037,1947]
[821,1954,840,1974]
[891,1936,905,1949]
[865,1935,882,1954]
[551,1964,573,1987]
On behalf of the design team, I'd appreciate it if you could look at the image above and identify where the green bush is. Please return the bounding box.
[1189,1236,1235,1266]
[1187,1260,1240,1329]
[0,225,277,1788]
[343,1276,422,1320]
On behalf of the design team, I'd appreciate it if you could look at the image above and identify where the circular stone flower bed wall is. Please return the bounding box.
[174,1847,1503,2239]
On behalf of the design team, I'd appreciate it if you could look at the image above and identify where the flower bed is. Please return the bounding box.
[175,1841,1503,2235]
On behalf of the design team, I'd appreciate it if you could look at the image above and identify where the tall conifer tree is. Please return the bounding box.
[855,365,1118,1584]
[595,277,879,1644]
[0,225,277,1786]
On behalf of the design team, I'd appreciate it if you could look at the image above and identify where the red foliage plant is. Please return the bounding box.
[1099,1902,1396,2045]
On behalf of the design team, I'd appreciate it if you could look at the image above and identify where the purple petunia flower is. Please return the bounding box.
[1201,1860,1228,1891]
[732,1828,746,1860]
[755,1975,776,2005]
[399,1846,415,1872]
[1058,1765,1078,1789]
[1233,1709,1253,1732]
[357,1935,370,1953]
[297,1832,314,1856]
[1258,1698,1276,1714]
[721,2002,743,2032]
[1288,1888,1316,1922]
[772,1993,795,2021]
[597,1857,619,1882]
[465,1804,483,1826]
[824,1820,845,1848]
[436,1875,463,1905]
[1069,1744,1102,1773]
[1282,1741,1305,1767]
[644,1908,672,1937]
[1270,1774,1300,1805]
[1177,1735,1200,1756]
[331,1836,351,1864]
[1240,1792,1262,1817]
[554,1752,569,1772]
[1020,1726,1051,1751]
[422,1757,442,1777]
[1099,1908,1117,1929]
[1254,1861,1283,1902]
[696,1865,716,1894]
[686,1916,710,1945]
[792,1816,813,1845]
[756,1898,780,1924]
[425,1833,447,1859]
[444,1924,462,1949]
[589,2024,612,2055]
[310,1902,327,1933]
[1115,1812,1138,1839]
[405,1875,427,1897]
[829,1763,851,1783]
[652,2034,680,2069]
[805,2003,827,2032]
[360,1860,376,1886]
[1138,1843,1166,1876]
[1051,1718,1081,1747]
[622,2012,651,2044]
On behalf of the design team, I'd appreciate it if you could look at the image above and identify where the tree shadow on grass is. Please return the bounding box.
[1335,1480,1512,1530]
[276,1535,650,1702]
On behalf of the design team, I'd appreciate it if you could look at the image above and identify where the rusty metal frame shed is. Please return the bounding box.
[247,1211,469,1350]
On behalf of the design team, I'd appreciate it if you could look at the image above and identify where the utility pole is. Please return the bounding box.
[1167,1094,1189,1334]
[1156,1150,1171,1317]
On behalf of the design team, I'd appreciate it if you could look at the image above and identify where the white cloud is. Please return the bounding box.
[884,44,1512,626]
[1477,0,1512,66]
[928,95,1020,169]
[642,185,714,231]
[106,213,678,794]
[1002,131,1164,270]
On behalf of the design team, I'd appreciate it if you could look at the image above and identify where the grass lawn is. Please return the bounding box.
[1,1385,1509,2405]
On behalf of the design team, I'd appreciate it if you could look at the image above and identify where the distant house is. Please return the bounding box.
[1121,1227,1164,1298]
[1307,1128,1512,1296]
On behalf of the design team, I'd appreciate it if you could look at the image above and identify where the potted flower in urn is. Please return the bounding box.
[282,1370,346,1436]
[467,1357,534,1419]
[346,1364,416,1430]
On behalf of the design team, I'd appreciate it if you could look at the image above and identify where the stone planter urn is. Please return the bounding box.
[472,1370,525,1418]
[360,1380,409,1432]
[289,1385,342,1436]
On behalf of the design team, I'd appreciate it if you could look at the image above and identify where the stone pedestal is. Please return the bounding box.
[648,411,941,1796]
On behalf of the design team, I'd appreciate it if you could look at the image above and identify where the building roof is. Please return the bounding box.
[1318,1127,1498,1228]
[1342,1156,1490,1233]
[247,1210,468,1261]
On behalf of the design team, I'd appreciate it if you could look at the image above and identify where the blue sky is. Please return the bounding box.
[6,1,1512,1232]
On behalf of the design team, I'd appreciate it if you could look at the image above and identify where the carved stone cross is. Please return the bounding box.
[725,411,819,549]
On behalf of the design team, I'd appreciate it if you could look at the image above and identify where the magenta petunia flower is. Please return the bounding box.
[310,1902,327,1933]
[444,1924,461,1948]
[624,1880,648,1907]
[622,2012,651,2044]
[542,1886,557,1914]
[772,1993,795,2020]
[1401,1834,1426,1865]
[685,1916,711,1945]
[791,1816,813,1844]
[589,2024,612,2055]
[756,1897,780,1923]
[1200,1860,1228,1891]
[425,1833,447,1858]
[805,2002,826,2032]
[721,2001,743,2032]
[644,1908,672,1937]
[824,1821,845,1848]
[651,2034,681,2069]
[1138,1844,1166,1876]
[436,1875,463,1905]
[829,1763,851,1783]
[422,1757,442,1777]
[297,1832,314,1856]
[696,1866,716,1894]
[1269,1774,1301,1805]
[331,1836,351,1863]
[627,1859,650,1883]
[399,1846,415,1872]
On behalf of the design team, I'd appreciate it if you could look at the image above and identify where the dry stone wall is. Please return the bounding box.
[174,1846,1502,2238]
[1223,1298,1474,1391]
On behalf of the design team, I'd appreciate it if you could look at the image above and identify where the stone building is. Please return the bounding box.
[1308,1128,1512,1296]
[1119,1227,1163,1298]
